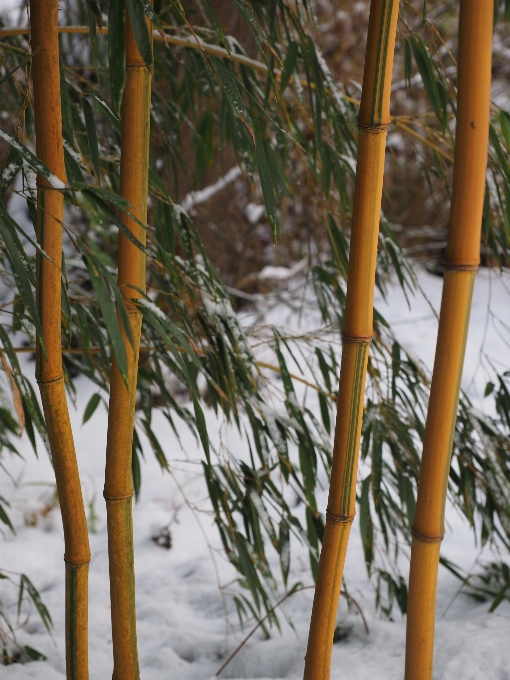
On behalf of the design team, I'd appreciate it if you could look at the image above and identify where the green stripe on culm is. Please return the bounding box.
[66,562,78,679]
[370,0,395,124]
[341,344,369,515]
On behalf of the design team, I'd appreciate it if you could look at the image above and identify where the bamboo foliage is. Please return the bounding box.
[1,0,510,658]
[404,3,494,679]
[303,2,400,678]
[103,8,152,680]
[30,1,90,678]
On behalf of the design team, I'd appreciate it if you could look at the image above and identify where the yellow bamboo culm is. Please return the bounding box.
[103,10,152,680]
[303,2,399,679]
[404,3,493,679]
[30,2,91,679]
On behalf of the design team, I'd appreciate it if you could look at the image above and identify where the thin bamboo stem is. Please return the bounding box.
[103,10,151,680]
[302,2,399,679]
[404,3,493,679]
[0,25,268,74]
[30,2,90,679]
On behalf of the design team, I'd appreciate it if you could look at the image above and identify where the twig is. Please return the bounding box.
[215,586,314,677]
[214,585,368,677]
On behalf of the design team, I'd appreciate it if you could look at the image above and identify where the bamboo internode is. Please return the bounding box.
[303,2,399,678]
[404,2,493,679]
[103,10,151,680]
[30,1,90,678]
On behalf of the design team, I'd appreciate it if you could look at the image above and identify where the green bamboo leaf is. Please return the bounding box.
[82,98,101,183]
[20,574,52,633]
[149,166,170,200]
[0,206,36,285]
[200,0,231,55]
[0,146,22,199]
[410,38,443,126]
[91,95,121,133]
[359,476,373,572]
[0,128,65,189]
[231,0,266,39]
[318,391,330,434]
[84,255,128,380]
[321,142,331,198]
[63,138,86,184]
[485,381,495,397]
[299,442,317,512]
[0,496,14,534]
[125,0,153,70]
[90,254,133,346]
[0,208,41,338]
[235,535,260,609]
[280,41,299,93]
[404,38,412,87]
[17,575,24,617]
[403,476,416,528]
[193,395,210,462]
[0,62,22,87]
[315,347,333,393]
[371,421,383,504]
[500,111,510,151]
[132,429,142,501]
[142,419,169,470]
[488,582,510,612]
[0,323,47,450]
[59,65,75,143]
[214,58,254,135]
[79,187,147,253]
[108,0,126,111]
[254,134,278,238]
[305,507,319,581]
[86,0,102,27]
[279,518,290,585]
[23,646,47,662]
[139,0,165,36]
[83,392,101,424]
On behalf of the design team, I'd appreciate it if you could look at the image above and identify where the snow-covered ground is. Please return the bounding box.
[2,268,510,680]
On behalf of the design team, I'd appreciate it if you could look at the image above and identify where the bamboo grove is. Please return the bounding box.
[0,0,510,675]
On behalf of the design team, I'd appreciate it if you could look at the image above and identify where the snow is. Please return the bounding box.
[2,267,510,679]
[181,167,242,213]
[0,131,66,190]
[258,259,308,282]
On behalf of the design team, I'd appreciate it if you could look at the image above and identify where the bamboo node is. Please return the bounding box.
[411,528,444,543]
[326,510,355,524]
[357,118,390,133]
[442,260,479,272]
[64,556,91,566]
[37,374,64,386]
[103,492,134,503]
[341,334,372,345]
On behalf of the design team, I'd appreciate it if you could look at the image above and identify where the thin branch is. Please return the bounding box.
[214,585,369,677]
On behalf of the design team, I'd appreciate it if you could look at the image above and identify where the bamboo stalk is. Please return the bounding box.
[302,2,399,679]
[103,10,152,680]
[30,2,90,679]
[404,3,493,679]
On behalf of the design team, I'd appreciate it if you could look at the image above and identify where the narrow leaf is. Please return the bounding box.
[125,0,153,70]
[82,97,101,183]
[108,0,126,111]
[83,392,101,424]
